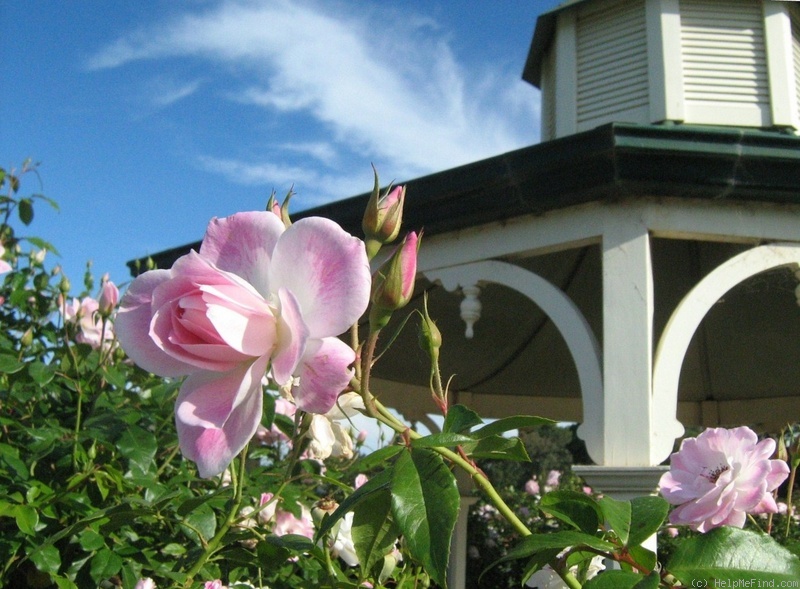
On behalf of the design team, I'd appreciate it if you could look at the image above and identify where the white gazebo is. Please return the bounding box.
[135,1,800,586]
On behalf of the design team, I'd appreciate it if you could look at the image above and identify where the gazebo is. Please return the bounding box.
[131,1,800,586]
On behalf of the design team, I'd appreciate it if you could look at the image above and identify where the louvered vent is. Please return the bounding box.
[575,0,648,128]
[541,50,556,141]
[792,9,800,122]
[680,0,769,120]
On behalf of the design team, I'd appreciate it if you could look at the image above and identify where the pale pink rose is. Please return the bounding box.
[659,426,790,532]
[524,478,540,496]
[273,506,314,539]
[134,579,156,589]
[258,492,278,525]
[354,474,369,489]
[115,213,370,478]
[61,296,115,350]
[204,581,226,589]
[545,470,561,490]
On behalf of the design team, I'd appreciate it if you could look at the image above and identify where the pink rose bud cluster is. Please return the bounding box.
[659,426,789,532]
[60,282,118,351]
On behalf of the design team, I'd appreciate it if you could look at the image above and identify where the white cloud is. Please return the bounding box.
[150,78,203,107]
[195,155,369,207]
[88,0,540,190]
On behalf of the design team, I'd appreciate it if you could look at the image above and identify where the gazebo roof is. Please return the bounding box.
[131,123,800,275]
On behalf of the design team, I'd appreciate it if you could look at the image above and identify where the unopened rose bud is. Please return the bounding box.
[363,168,405,259]
[267,189,293,228]
[59,276,71,295]
[312,497,339,525]
[778,434,789,463]
[418,292,442,363]
[31,249,46,264]
[369,231,420,331]
[20,327,33,348]
[98,280,119,317]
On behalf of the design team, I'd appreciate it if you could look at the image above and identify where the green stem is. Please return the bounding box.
[183,445,249,585]
[785,459,797,539]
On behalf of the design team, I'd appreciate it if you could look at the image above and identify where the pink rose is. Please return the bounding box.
[524,477,540,496]
[116,213,370,477]
[61,296,115,350]
[659,426,790,532]
[273,506,314,539]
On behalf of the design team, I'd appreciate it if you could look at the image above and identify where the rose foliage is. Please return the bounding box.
[0,162,798,589]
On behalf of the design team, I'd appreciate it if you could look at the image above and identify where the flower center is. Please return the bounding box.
[703,464,730,483]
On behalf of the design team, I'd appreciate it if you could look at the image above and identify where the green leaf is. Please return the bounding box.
[472,415,554,438]
[29,544,61,575]
[410,432,474,449]
[462,435,530,461]
[266,533,316,552]
[89,548,123,585]
[391,449,459,589]
[356,444,403,471]
[117,425,157,476]
[352,488,400,576]
[18,198,34,225]
[628,496,668,547]
[28,361,57,385]
[78,529,106,551]
[539,491,602,535]
[317,468,393,541]
[25,236,60,255]
[14,504,39,535]
[599,496,631,544]
[0,353,25,374]
[626,544,657,573]
[442,404,482,433]
[162,542,187,556]
[498,531,614,566]
[583,570,648,589]
[667,526,800,584]
[181,503,217,545]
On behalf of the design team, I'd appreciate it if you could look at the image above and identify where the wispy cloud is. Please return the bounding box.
[150,78,203,107]
[88,0,540,195]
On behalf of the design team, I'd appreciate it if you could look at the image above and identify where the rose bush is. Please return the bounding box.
[1,162,798,589]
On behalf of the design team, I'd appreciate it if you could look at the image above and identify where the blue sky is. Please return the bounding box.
[2,0,561,292]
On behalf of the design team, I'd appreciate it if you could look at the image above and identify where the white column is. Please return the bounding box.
[448,495,478,589]
[601,214,654,466]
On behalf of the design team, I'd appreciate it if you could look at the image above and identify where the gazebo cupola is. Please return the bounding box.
[524,0,800,140]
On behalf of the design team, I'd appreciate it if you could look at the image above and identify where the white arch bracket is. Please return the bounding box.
[425,260,606,464]
[652,243,800,463]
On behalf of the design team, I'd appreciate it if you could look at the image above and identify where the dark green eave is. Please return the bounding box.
[128,122,800,276]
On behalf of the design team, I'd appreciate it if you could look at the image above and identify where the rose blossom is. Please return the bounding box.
[61,295,115,350]
[116,212,370,477]
[659,426,789,532]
